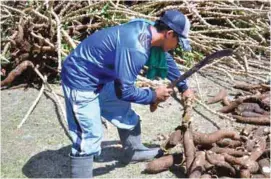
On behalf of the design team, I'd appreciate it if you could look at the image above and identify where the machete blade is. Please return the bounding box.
[171,49,233,87]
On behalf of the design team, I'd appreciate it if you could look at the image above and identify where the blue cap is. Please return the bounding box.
[160,10,191,51]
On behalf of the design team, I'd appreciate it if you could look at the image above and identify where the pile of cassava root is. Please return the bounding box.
[144,125,270,178]
[207,81,270,125]
[140,79,270,178]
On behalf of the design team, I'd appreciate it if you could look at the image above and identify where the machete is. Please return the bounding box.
[150,49,234,112]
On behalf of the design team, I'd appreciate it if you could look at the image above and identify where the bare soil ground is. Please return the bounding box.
[1,72,253,178]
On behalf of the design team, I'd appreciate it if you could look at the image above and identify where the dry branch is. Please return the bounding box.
[17,82,45,128]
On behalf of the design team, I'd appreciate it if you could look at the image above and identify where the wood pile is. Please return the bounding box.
[1,1,270,87]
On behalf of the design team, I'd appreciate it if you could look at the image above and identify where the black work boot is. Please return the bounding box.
[70,154,93,178]
[117,121,163,164]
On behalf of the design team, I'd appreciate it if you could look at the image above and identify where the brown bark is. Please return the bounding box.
[193,130,240,145]
[232,115,270,125]
[1,60,34,87]
[189,151,206,178]
[144,153,183,174]
[184,128,196,173]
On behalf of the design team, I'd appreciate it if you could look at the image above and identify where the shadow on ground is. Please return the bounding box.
[22,141,126,178]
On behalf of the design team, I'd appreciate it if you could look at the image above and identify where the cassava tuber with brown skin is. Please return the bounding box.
[216,139,242,148]
[168,129,182,146]
[203,161,213,170]
[253,127,270,137]
[206,151,236,176]
[222,96,231,106]
[218,92,270,113]
[210,146,249,157]
[243,94,270,111]
[1,60,34,87]
[207,89,227,104]
[261,95,270,109]
[245,138,257,152]
[183,128,196,173]
[144,153,183,174]
[223,136,266,173]
[235,103,267,114]
[238,111,265,117]
[189,151,206,178]
[240,169,251,178]
[193,130,240,146]
[233,82,270,93]
[232,115,270,125]
[241,126,257,136]
[149,122,269,177]
[251,174,269,178]
[249,137,266,161]
[258,158,270,177]
[218,100,243,113]
[200,174,212,178]
[222,154,259,173]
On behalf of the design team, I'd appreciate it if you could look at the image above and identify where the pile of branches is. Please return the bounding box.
[205,81,270,125]
[144,125,270,178]
[1,0,270,88]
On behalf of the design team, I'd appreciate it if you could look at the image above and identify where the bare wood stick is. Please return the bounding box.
[2,42,11,56]
[197,6,269,13]
[0,54,10,63]
[194,98,236,122]
[30,31,55,48]
[33,67,67,122]
[229,57,244,70]
[246,47,263,61]
[59,2,71,17]
[0,4,26,15]
[241,48,249,73]
[61,29,76,49]
[63,1,105,18]
[17,82,45,128]
[191,28,256,34]
[152,4,186,16]
[53,1,66,12]
[194,73,203,100]
[51,9,62,72]
[107,9,157,21]
[31,7,76,51]
[62,12,100,23]
[183,0,211,27]
[217,64,269,76]
[207,66,234,81]
[2,31,18,55]
[31,9,55,25]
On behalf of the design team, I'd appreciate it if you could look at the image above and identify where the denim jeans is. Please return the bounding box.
[62,82,139,156]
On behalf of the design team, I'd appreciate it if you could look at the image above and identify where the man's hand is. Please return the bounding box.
[181,88,195,99]
[150,86,173,112]
[155,85,173,102]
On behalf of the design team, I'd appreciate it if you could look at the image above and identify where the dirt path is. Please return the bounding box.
[1,72,249,178]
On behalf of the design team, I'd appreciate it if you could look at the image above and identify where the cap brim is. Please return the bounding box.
[178,37,191,51]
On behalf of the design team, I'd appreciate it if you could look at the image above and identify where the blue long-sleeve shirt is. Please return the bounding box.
[61,19,188,105]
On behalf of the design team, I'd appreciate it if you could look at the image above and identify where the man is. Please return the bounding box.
[61,10,194,178]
